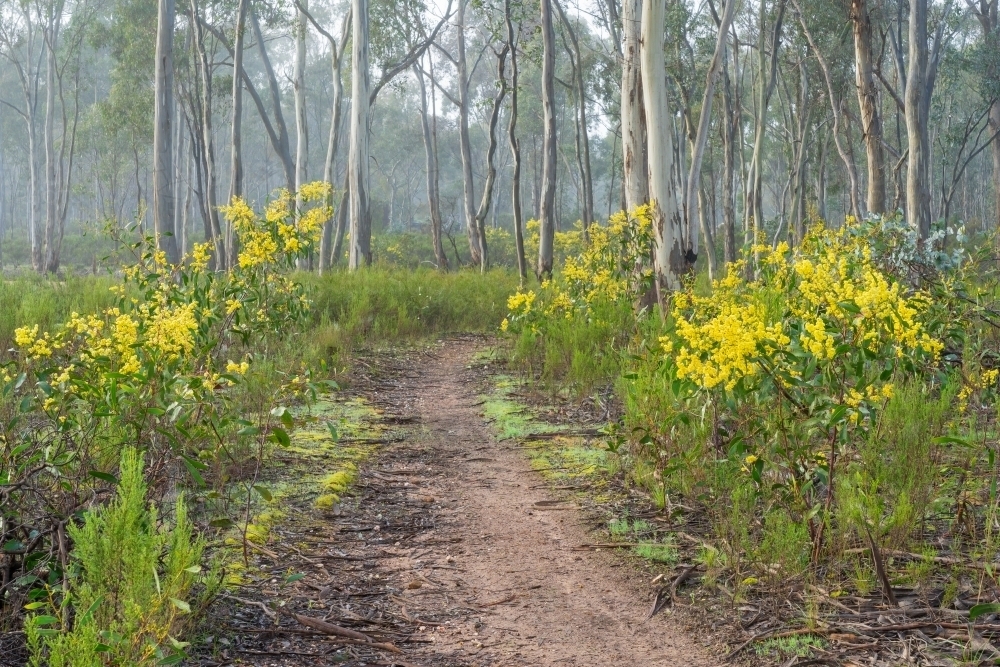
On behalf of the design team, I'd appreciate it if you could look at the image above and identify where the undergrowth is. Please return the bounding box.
[499,209,1000,610]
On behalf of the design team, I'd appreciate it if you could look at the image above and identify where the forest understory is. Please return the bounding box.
[122,336,1000,667]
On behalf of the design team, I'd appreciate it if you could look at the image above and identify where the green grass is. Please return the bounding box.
[0,273,117,350]
[301,266,519,355]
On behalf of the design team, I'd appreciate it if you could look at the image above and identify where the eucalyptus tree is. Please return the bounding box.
[641,0,684,296]
[537,0,556,279]
[153,0,178,264]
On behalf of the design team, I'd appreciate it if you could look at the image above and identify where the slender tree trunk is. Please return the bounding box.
[745,0,787,242]
[851,0,885,215]
[554,0,593,229]
[153,0,179,265]
[791,58,811,244]
[538,0,557,279]
[991,100,1000,231]
[415,62,448,270]
[318,11,349,274]
[796,1,862,220]
[348,0,371,269]
[191,0,226,268]
[905,0,931,239]
[293,0,309,268]
[456,0,481,264]
[684,0,735,280]
[229,0,249,202]
[332,174,349,264]
[621,0,648,211]
[641,0,684,297]
[505,0,527,283]
[721,40,737,264]
[474,46,509,273]
[250,7,296,192]
[42,7,59,273]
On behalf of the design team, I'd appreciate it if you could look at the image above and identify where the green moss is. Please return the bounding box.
[321,467,356,493]
[314,493,340,509]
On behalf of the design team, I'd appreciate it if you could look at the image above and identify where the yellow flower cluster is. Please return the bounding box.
[663,222,943,407]
[14,325,55,360]
[671,299,788,391]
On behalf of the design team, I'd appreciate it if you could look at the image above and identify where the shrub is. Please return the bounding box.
[25,448,206,666]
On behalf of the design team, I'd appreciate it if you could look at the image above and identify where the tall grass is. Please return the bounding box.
[0,274,117,350]
[302,266,520,349]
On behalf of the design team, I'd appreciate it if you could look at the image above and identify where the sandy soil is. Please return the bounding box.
[364,339,720,666]
[214,338,721,666]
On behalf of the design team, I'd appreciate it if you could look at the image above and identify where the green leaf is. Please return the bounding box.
[254,485,273,502]
[158,654,185,665]
[933,435,975,448]
[32,615,59,627]
[181,456,207,487]
[284,572,306,584]
[88,470,118,485]
[210,518,235,529]
[970,603,1000,620]
[327,422,339,443]
[3,540,25,553]
[169,598,191,614]
[23,602,46,610]
[270,427,291,448]
[184,565,202,574]
[237,425,261,437]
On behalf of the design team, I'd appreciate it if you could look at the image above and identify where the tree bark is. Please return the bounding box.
[229,0,249,202]
[905,0,931,239]
[313,7,350,273]
[473,46,509,273]
[293,0,309,268]
[190,0,226,268]
[684,0,736,280]
[415,61,448,270]
[851,0,886,215]
[641,0,684,297]
[455,0,481,265]
[153,0,179,265]
[621,0,648,211]
[348,0,371,269]
[505,0,527,283]
[250,7,296,193]
[538,0,557,279]
[721,34,738,263]
[554,0,593,230]
[744,0,787,241]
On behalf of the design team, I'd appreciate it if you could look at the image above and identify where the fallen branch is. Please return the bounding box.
[289,612,402,654]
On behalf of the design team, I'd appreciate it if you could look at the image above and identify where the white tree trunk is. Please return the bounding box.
[229,0,249,202]
[905,0,931,239]
[641,0,684,297]
[348,0,371,270]
[455,0,481,265]
[153,0,179,264]
[621,0,648,211]
[294,0,309,268]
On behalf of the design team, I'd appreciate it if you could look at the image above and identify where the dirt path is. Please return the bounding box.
[215,338,720,666]
[362,339,718,666]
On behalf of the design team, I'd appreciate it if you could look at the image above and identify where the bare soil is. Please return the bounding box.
[209,338,722,666]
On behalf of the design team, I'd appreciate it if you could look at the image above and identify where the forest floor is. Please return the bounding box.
[200,337,726,666]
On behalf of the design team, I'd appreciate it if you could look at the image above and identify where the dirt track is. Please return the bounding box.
[219,338,719,666]
[361,339,717,666]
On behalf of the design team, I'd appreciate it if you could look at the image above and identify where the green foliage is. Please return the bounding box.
[303,266,519,354]
[26,448,205,666]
